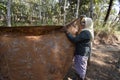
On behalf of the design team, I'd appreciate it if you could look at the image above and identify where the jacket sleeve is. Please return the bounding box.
[66,31,91,43]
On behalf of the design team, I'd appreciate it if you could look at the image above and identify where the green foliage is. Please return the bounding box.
[0,0,119,31]
[0,2,7,14]
[0,0,92,26]
[93,0,120,35]
[0,1,7,26]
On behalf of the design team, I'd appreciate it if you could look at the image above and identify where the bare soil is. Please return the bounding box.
[86,34,120,80]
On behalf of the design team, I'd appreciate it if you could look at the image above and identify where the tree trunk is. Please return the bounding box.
[76,0,80,18]
[7,0,11,27]
[64,0,67,25]
[103,0,114,26]
[90,0,93,18]
[38,0,42,23]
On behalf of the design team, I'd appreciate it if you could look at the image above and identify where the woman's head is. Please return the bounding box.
[80,17,93,29]
[81,17,94,40]
[84,17,93,30]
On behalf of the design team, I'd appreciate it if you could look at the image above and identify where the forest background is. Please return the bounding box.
[0,0,120,38]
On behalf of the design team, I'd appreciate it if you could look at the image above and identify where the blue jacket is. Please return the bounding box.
[66,30,92,56]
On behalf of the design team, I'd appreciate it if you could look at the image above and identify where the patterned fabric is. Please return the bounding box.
[73,55,88,79]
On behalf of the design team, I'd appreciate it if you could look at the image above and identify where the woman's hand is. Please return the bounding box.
[71,26,78,35]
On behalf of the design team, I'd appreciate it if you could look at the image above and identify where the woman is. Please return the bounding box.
[65,17,94,80]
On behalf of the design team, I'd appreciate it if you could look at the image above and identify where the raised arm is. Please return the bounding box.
[66,30,91,43]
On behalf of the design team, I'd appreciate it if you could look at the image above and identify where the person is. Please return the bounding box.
[64,17,94,80]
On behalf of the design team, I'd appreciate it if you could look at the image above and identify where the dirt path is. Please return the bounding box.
[86,43,120,80]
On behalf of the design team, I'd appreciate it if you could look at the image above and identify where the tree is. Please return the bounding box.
[7,0,11,27]
[90,0,93,18]
[63,0,67,25]
[103,0,114,26]
[76,0,80,18]
[0,0,119,27]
